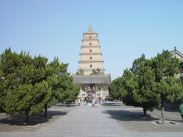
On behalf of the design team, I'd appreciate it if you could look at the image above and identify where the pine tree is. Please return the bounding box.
[129,55,158,116]
[0,48,51,122]
[0,48,27,112]
[44,58,79,116]
[109,77,126,101]
[152,50,183,123]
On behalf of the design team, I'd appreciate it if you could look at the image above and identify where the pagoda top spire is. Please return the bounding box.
[88,25,93,32]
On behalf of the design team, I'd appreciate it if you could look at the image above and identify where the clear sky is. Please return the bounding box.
[0,0,183,79]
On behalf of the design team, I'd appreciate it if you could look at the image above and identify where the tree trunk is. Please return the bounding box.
[25,110,30,123]
[143,106,147,116]
[161,101,165,124]
[44,105,48,117]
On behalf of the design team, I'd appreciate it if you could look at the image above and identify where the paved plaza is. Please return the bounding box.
[0,103,183,137]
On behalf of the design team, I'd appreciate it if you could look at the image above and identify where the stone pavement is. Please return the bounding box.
[0,104,183,137]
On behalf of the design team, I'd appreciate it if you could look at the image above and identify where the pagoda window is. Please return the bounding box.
[90,57,92,60]
[90,64,92,68]
[89,42,92,46]
[89,36,91,39]
[90,49,92,53]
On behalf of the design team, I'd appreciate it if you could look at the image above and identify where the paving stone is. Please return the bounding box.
[0,104,183,137]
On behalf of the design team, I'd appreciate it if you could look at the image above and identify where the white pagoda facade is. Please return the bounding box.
[78,26,105,75]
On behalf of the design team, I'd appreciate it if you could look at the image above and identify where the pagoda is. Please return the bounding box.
[73,26,111,102]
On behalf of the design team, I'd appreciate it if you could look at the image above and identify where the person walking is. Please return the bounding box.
[92,98,95,107]
[179,103,183,121]
[78,98,81,106]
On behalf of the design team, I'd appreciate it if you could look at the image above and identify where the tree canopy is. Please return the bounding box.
[109,50,183,123]
[0,48,79,123]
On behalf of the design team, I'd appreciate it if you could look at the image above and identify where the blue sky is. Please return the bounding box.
[0,0,183,79]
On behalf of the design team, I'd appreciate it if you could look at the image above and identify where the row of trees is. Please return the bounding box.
[0,48,80,123]
[109,50,183,124]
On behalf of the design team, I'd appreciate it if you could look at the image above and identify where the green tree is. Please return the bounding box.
[29,55,50,118]
[108,50,183,122]
[122,69,138,108]
[59,71,80,105]
[0,48,51,122]
[152,50,183,123]
[109,77,126,101]
[129,55,158,116]
[76,69,84,75]
[5,81,51,123]
[111,55,157,116]
[62,84,80,106]
[44,58,79,114]
[0,48,32,112]
[43,58,68,116]
[0,48,84,122]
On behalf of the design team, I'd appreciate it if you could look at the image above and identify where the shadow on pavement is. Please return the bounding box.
[102,102,122,107]
[55,103,79,107]
[103,109,159,121]
[0,111,67,126]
